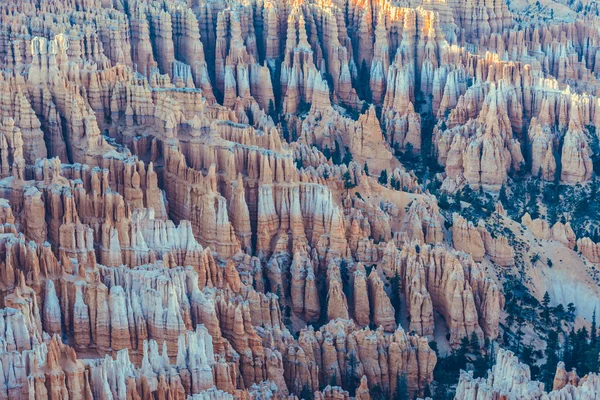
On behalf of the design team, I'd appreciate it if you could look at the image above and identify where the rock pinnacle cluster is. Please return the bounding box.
[0,0,599,399]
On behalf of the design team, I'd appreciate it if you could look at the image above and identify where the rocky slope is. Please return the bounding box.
[0,0,598,399]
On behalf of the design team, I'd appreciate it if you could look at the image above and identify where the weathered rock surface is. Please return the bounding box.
[455,349,600,399]
[1,0,599,398]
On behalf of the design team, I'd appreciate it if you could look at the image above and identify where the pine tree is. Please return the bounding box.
[438,193,450,209]
[515,316,525,355]
[268,99,277,122]
[346,352,357,395]
[405,143,414,158]
[542,291,551,323]
[359,60,372,102]
[395,373,409,400]
[586,308,599,373]
[423,383,432,398]
[390,271,401,323]
[340,259,352,303]
[330,373,337,387]
[488,340,496,371]
[300,384,312,400]
[364,162,369,176]
[543,329,560,388]
[568,302,576,316]
[458,336,470,359]
[574,327,590,373]
[470,331,481,351]
[527,192,540,219]
[389,176,397,190]
[499,184,508,205]
[332,143,342,165]
[343,171,356,194]
[378,169,388,185]
[342,147,353,165]
[591,308,597,347]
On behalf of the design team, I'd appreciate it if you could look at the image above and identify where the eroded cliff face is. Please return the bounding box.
[0,0,599,398]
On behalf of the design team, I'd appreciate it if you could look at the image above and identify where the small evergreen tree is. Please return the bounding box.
[390,271,401,323]
[470,332,481,351]
[358,60,372,102]
[330,373,337,387]
[542,292,551,323]
[364,162,369,176]
[458,336,470,359]
[378,169,388,185]
[343,171,357,194]
[299,384,313,400]
[342,147,353,165]
[395,373,409,400]
[499,184,508,205]
[591,308,597,347]
[585,308,599,373]
[268,99,277,122]
[405,143,414,158]
[346,352,358,395]
[543,329,560,388]
[423,383,432,398]
[438,193,450,209]
[332,143,342,165]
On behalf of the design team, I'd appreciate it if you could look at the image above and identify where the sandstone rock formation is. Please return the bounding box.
[0,0,599,398]
[455,349,600,399]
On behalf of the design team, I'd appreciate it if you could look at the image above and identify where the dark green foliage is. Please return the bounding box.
[423,383,432,398]
[586,125,600,174]
[499,184,508,205]
[542,292,551,323]
[541,329,560,387]
[284,305,291,326]
[346,352,358,396]
[299,384,313,400]
[357,60,372,102]
[438,184,495,224]
[513,178,600,241]
[395,374,409,400]
[525,180,540,219]
[268,99,278,123]
[390,271,401,323]
[332,143,342,165]
[343,171,357,193]
[342,147,353,165]
[470,332,480,351]
[369,385,385,400]
[438,193,450,210]
[378,169,388,185]
[340,259,352,306]
[433,336,492,399]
